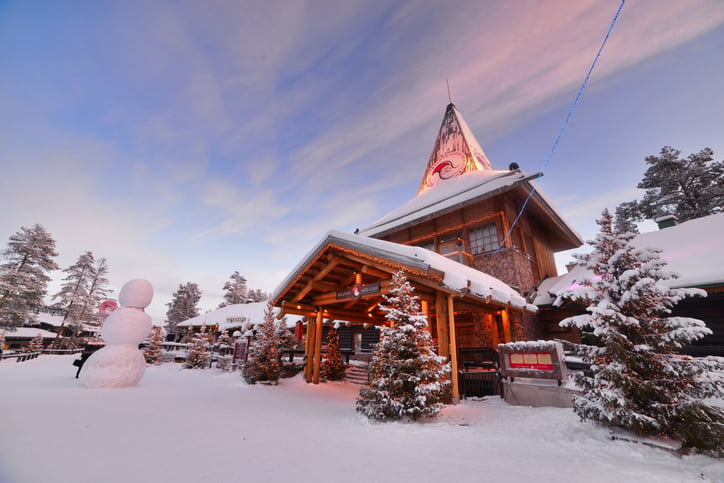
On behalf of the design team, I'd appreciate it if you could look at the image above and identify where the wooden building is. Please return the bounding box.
[534,213,724,356]
[273,103,583,399]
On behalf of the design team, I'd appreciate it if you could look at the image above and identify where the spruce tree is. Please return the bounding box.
[556,209,724,455]
[81,257,112,328]
[52,252,95,334]
[218,271,248,308]
[164,282,202,339]
[246,289,270,302]
[243,301,281,384]
[357,271,450,422]
[616,146,723,226]
[185,325,211,369]
[215,329,235,370]
[0,224,59,330]
[320,327,346,381]
[29,332,44,353]
[144,326,163,364]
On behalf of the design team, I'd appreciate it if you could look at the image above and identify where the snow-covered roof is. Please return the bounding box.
[361,169,536,237]
[177,302,304,330]
[273,230,536,312]
[533,213,724,306]
[29,312,101,333]
[31,312,65,326]
[1,328,58,339]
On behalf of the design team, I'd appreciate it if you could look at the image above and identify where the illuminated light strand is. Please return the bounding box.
[495,0,627,256]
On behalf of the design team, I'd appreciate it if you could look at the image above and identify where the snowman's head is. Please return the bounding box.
[119,279,153,309]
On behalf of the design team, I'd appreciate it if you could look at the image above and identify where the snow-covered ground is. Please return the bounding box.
[1,355,721,483]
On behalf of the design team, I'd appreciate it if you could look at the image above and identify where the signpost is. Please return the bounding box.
[498,341,568,385]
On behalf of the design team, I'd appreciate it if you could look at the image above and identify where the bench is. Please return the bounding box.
[0,352,40,362]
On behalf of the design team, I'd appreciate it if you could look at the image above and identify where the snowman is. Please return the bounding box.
[80,279,154,388]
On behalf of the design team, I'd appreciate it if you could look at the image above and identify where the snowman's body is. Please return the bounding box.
[80,279,153,388]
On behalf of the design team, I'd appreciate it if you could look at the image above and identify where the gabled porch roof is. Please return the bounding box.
[272,230,536,324]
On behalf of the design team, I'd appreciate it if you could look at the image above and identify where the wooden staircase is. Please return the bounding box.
[345,364,369,385]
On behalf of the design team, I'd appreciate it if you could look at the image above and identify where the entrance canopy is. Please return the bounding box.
[272,230,537,394]
[272,230,536,323]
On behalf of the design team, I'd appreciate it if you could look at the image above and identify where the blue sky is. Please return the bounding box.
[1,0,723,322]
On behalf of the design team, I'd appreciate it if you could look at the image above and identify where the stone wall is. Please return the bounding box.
[473,247,538,295]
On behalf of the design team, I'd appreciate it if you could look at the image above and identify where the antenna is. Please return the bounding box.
[446,79,452,104]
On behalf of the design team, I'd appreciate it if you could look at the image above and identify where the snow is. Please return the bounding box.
[177,301,305,330]
[2,355,722,483]
[273,230,535,311]
[80,279,153,388]
[78,344,147,388]
[0,327,58,339]
[533,213,724,306]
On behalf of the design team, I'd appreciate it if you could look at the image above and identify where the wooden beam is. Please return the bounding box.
[421,299,431,335]
[337,252,403,278]
[312,309,324,384]
[312,279,393,306]
[501,308,512,343]
[435,292,449,358]
[280,300,316,319]
[360,264,390,279]
[320,307,385,325]
[447,294,460,402]
[293,256,340,302]
[304,314,316,382]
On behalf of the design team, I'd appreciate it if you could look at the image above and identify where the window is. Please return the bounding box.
[469,223,499,254]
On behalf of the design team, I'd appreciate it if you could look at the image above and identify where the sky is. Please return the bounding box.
[1,0,723,323]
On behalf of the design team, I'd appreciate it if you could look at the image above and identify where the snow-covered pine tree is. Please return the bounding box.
[52,251,96,335]
[274,316,295,352]
[242,301,281,384]
[185,325,211,369]
[246,289,270,303]
[556,209,724,455]
[320,326,346,381]
[357,271,451,422]
[0,224,59,330]
[216,329,234,353]
[29,332,44,353]
[81,257,112,329]
[218,271,248,308]
[164,282,202,340]
[144,326,163,364]
[214,329,234,370]
[616,146,723,227]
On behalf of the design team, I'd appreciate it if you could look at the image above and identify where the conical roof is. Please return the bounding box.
[417,103,493,195]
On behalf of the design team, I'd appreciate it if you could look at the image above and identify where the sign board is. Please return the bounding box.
[336,282,380,301]
[232,340,248,365]
[498,341,567,383]
[508,352,553,371]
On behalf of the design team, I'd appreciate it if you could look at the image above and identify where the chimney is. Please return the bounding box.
[654,214,679,230]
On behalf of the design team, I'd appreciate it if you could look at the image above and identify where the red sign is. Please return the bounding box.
[232,340,248,364]
[508,352,553,371]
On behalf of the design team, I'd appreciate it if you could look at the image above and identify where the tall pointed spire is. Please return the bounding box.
[417,103,493,196]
